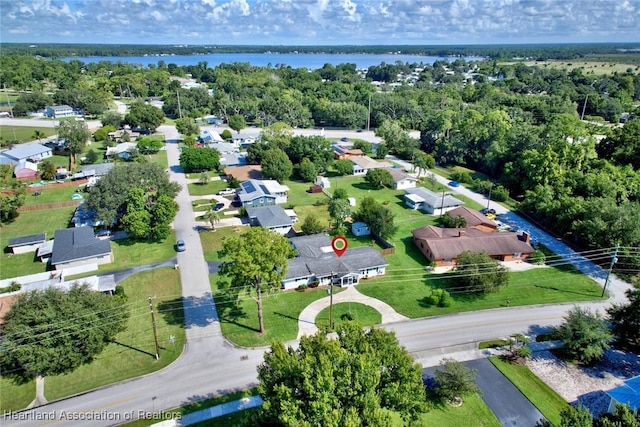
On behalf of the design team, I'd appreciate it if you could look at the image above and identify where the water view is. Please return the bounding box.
[63,52,483,69]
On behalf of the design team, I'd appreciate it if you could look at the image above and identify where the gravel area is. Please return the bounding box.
[526,349,640,417]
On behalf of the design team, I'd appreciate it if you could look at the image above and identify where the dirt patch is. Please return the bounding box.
[526,349,640,417]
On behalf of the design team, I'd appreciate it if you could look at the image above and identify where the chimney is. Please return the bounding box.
[521,231,530,243]
[458,230,466,237]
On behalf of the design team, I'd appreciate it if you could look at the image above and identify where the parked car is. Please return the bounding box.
[176,239,186,252]
[218,188,235,196]
[95,229,112,239]
[448,180,460,187]
[213,202,225,211]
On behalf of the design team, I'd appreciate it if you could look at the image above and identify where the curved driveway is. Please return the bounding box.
[2,127,633,426]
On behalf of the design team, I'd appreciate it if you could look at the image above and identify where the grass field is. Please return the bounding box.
[100,236,177,273]
[0,207,76,279]
[43,268,185,402]
[0,126,57,143]
[517,60,640,75]
[490,356,569,426]
[0,377,35,412]
[315,302,382,328]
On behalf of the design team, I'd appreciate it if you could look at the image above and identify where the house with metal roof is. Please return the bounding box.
[237,179,289,207]
[8,233,46,254]
[246,205,293,235]
[50,227,113,270]
[0,143,52,164]
[404,187,464,215]
[607,375,640,413]
[45,105,74,118]
[283,234,388,290]
[411,225,534,267]
[349,155,392,175]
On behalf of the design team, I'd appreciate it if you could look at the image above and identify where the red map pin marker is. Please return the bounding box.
[331,236,348,257]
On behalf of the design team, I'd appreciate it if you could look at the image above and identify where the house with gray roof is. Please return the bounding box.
[349,155,392,175]
[411,225,534,267]
[50,227,113,270]
[81,163,115,177]
[237,179,289,207]
[246,205,293,235]
[283,234,388,290]
[0,143,52,165]
[8,233,46,254]
[384,167,417,190]
[404,187,464,215]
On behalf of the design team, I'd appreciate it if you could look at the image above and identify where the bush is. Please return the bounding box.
[450,171,473,184]
[0,281,21,294]
[491,185,509,202]
[296,284,308,291]
[529,250,546,265]
[115,285,127,301]
[221,129,233,140]
[427,289,453,307]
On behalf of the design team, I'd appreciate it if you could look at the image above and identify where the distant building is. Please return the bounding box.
[403,187,464,215]
[45,105,74,118]
[349,155,392,176]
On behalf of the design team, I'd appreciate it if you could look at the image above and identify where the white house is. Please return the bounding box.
[0,143,52,164]
[106,142,137,160]
[384,167,417,190]
[237,179,289,207]
[45,105,74,118]
[282,234,388,290]
[404,187,464,215]
[8,233,47,254]
[246,205,293,235]
[349,155,392,176]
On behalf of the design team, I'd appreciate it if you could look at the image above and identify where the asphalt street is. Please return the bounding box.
[0,124,634,426]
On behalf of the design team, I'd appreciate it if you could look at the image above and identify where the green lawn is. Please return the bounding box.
[419,393,501,426]
[489,356,569,426]
[22,185,80,206]
[315,302,381,328]
[0,377,35,412]
[212,272,345,347]
[99,236,177,273]
[43,268,185,402]
[0,126,57,143]
[188,181,229,196]
[358,265,604,319]
[0,207,76,279]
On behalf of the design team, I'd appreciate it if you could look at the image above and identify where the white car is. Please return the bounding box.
[218,188,235,196]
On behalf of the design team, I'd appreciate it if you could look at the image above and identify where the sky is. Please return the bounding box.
[1,0,639,46]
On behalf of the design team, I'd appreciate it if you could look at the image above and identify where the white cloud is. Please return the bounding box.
[1,0,638,45]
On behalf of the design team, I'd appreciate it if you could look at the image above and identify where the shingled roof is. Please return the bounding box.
[50,227,112,266]
[446,206,497,229]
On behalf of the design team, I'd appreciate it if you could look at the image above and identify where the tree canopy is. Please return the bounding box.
[0,284,129,380]
[354,196,397,240]
[257,322,427,426]
[557,306,613,364]
[453,251,509,294]
[57,120,91,167]
[218,227,295,334]
[607,288,640,350]
[86,163,180,226]
[179,147,220,172]
[124,102,165,132]
[261,148,293,182]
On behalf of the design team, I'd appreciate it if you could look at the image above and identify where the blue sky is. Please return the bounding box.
[1,0,639,45]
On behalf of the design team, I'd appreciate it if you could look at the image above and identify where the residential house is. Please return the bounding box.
[333,145,364,160]
[445,206,498,233]
[45,105,74,118]
[411,225,534,267]
[237,179,289,207]
[108,130,140,142]
[50,227,113,270]
[81,163,115,177]
[199,129,224,143]
[106,142,137,160]
[404,187,464,215]
[606,375,640,413]
[350,155,392,176]
[206,142,238,153]
[314,176,330,188]
[8,233,46,254]
[351,222,371,237]
[246,205,293,235]
[0,143,52,165]
[282,234,388,290]
[14,161,38,180]
[219,152,248,167]
[384,167,417,190]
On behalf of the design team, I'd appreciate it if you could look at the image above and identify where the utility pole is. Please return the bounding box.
[328,271,335,330]
[177,90,183,119]
[486,182,493,210]
[148,296,160,360]
[367,94,371,132]
[440,190,445,217]
[580,94,589,120]
[601,243,620,298]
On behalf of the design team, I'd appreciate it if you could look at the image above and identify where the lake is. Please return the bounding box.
[63,52,483,69]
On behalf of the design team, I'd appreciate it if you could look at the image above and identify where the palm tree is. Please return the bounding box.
[32,130,45,142]
[202,210,220,231]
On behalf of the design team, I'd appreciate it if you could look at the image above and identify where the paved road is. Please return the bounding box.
[2,127,633,426]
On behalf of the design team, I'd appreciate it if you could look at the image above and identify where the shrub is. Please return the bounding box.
[491,185,509,202]
[427,289,453,307]
[296,284,308,291]
[0,281,21,294]
[450,171,473,184]
[115,285,127,301]
[529,250,546,265]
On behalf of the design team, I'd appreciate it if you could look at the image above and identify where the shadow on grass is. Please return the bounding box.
[112,340,158,359]
[211,289,260,334]
[533,283,601,298]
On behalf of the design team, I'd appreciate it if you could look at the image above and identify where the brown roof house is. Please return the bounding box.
[333,145,364,160]
[411,225,535,267]
[445,206,498,233]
